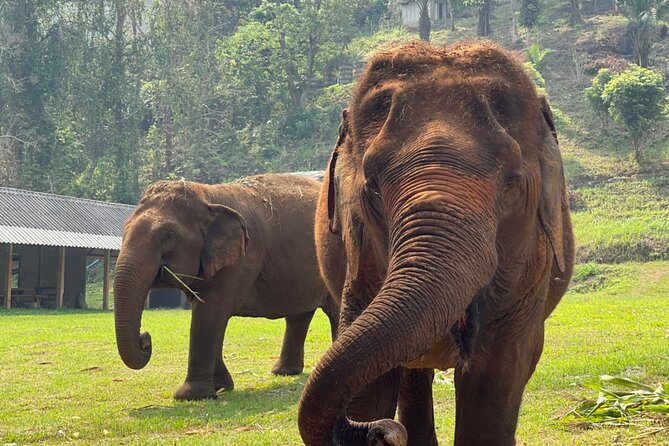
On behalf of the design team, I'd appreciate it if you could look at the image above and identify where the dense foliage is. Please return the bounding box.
[1,0,668,203]
[616,0,669,67]
[0,0,385,203]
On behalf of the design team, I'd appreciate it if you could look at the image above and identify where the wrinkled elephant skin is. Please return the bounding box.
[299,41,574,446]
[114,174,340,401]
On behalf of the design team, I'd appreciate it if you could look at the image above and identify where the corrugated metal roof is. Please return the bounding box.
[290,171,325,181]
[0,187,135,250]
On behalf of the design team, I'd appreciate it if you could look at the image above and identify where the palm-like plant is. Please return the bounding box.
[617,0,669,66]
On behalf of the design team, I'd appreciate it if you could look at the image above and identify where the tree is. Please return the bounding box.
[520,0,542,28]
[602,65,667,164]
[447,0,456,30]
[353,0,389,32]
[617,0,669,67]
[584,68,613,129]
[465,0,494,36]
[213,0,358,176]
[415,0,431,41]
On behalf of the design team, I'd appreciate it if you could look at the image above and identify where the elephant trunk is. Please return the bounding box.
[113,255,154,370]
[298,182,498,446]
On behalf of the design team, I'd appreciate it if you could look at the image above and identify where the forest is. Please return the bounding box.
[0,0,395,203]
[1,0,668,204]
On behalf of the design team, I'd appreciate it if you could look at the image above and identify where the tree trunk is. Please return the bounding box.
[633,138,643,165]
[569,0,582,26]
[511,0,518,43]
[418,0,431,41]
[279,32,303,108]
[477,0,493,36]
[635,27,651,67]
[164,106,174,177]
[447,0,455,31]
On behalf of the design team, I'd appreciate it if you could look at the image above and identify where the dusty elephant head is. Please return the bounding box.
[113,181,248,370]
[299,41,573,445]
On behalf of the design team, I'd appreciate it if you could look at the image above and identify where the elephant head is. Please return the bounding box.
[298,42,572,445]
[114,181,248,370]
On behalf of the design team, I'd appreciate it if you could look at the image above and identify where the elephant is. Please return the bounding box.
[298,41,574,446]
[113,173,340,401]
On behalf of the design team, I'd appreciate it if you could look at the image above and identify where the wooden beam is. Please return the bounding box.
[4,243,13,309]
[102,250,110,310]
[38,246,43,286]
[56,247,65,309]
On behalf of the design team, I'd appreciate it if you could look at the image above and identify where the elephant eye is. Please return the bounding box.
[363,178,385,224]
[160,231,176,246]
[504,173,521,190]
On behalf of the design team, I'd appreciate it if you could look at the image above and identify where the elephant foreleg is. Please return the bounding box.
[214,320,234,392]
[398,367,438,446]
[271,310,315,375]
[174,301,228,400]
[453,320,544,446]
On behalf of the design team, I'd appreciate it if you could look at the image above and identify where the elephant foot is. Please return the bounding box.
[271,360,303,376]
[214,370,235,392]
[173,381,217,401]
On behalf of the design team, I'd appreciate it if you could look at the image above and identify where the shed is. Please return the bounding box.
[0,187,134,309]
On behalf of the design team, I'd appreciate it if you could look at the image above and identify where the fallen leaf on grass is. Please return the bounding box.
[81,366,102,372]
[184,428,215,436]
[233,424,264,433]
[36,361,52,365]
[112,377,127,382]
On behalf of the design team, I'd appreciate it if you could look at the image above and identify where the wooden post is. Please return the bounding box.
[4,243,13,309]
[102,250,110,310]
[56,247,65,309]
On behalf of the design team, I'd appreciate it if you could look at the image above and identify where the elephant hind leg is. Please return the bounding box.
[271,310,315,375]
[321,293,340,341]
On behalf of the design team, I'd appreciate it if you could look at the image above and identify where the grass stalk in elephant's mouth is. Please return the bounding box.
[161,266,205,303]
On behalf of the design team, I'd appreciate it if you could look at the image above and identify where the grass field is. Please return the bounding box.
[1,262,668,445]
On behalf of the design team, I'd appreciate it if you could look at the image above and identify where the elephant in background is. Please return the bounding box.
[113,174,340,401]
[299,41,574,445]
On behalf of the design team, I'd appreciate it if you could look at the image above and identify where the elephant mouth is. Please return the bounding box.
[153,265,205,300]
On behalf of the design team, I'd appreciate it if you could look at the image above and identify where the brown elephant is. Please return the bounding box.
[113,174,340,401]
[298,41,574,445]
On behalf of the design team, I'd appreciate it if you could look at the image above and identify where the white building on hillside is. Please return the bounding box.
[398,0,449,27]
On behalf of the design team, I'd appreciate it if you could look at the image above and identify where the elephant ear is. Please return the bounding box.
[538,96,568,273]
[327,109,349,234]
[201,203,250,279]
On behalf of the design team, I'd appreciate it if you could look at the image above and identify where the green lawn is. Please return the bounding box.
[1,262,668,445]
[571,177,669,263]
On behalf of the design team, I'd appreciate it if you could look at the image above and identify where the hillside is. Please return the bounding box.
[360,2,669,264]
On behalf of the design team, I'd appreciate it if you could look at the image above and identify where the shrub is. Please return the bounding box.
[602,65,668,164]
[584,68,613,127]
[526,42,553,74]
[524,61,546,95]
